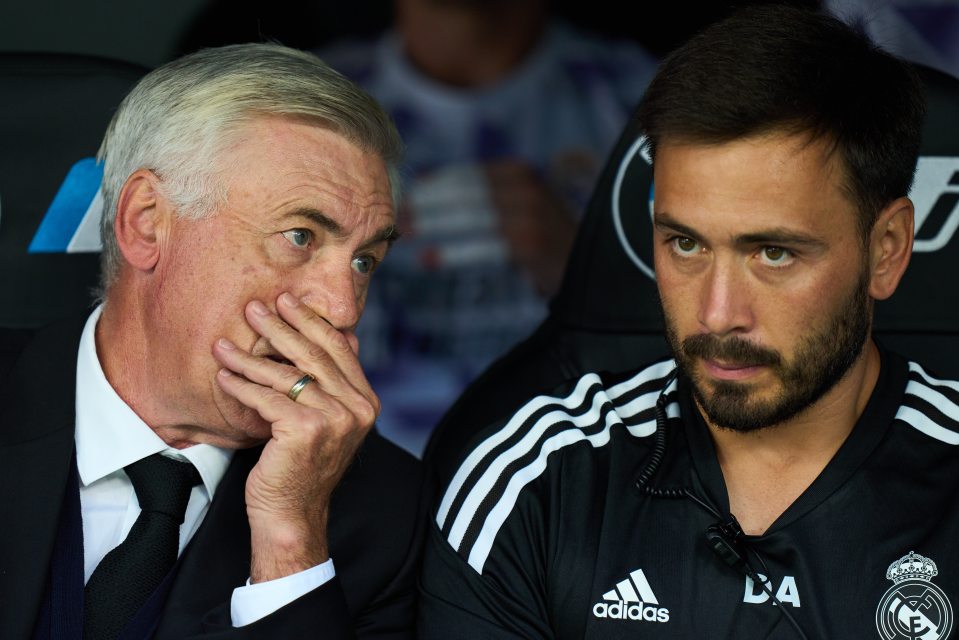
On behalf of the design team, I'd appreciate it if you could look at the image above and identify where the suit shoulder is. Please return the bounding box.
[0,327,35,383]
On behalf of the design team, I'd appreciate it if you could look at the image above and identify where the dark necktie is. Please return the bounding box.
[83,453,201,640]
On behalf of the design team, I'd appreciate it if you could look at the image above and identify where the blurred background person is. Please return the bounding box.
[315,0,659,455]
[824,0,959,79]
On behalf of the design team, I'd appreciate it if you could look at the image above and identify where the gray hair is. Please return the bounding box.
[96,42,404,295]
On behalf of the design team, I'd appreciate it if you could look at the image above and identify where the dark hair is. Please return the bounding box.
[635,4,926,237]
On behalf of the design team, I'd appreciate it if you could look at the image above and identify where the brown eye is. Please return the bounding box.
[764,247,784,260]
[675,237,698,253]
[760,246,793,266]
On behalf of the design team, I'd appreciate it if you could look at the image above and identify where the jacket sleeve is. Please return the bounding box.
[174,514,422,640]
[174,507,423,640]
[162,434,425,640]
[175,527,422,640]
[182,578,358,639]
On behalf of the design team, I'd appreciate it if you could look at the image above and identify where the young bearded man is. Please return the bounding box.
[418,6,955,639]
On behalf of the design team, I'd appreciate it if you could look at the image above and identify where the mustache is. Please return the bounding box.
[682,334,782,368]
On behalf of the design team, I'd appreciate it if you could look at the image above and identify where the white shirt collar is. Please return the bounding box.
[75,304,232,495]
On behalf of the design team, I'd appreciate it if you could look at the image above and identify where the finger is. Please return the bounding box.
[244,299,354,393]
[213,337,312,398]
[244,299,379,413]
[216,368,316,425]
[216,368,376,436]
[273,294,372,392]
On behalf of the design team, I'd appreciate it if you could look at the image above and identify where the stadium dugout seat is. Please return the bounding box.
[0,53,147,331]
[422,62,959,492]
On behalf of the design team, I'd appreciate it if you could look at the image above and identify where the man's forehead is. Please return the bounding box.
[224,116,363,163]
[220,119,391,198]
[655,132,845,192]
[651,132,857,236]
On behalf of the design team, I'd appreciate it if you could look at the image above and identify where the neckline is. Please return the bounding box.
[679,345,909,536]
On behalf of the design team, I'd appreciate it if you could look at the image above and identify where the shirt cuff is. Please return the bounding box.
[231,558,336,626]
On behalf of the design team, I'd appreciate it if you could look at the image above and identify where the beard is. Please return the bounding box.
[663,268,872,433]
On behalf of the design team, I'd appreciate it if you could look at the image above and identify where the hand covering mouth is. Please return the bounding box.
[251,339,293,367]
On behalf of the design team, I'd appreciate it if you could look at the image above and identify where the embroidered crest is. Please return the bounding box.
[876,551,953,640]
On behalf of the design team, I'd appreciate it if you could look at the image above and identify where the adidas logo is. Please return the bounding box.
[592,569,670,623]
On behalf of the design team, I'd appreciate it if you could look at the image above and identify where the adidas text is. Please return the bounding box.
[592,602,670,622]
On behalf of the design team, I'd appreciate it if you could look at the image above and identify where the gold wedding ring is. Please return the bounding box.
[287,373,316,401]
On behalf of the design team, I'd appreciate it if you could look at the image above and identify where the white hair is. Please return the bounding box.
[96,42,403,295]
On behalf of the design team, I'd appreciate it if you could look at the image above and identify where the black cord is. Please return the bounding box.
[744,566,810,640]
[634,373,810,640]
[633,369,676,491]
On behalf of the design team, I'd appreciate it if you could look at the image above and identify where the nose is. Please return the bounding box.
[299,262,362,337]
[698,258,754,337]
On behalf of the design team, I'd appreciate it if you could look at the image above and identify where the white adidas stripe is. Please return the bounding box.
[607,359,676,400]
[903,380,959,423]
[896,406,959,445]
[602,569,659,604]
[896,362,959,445]
[618,387,673,422]
[909,361,959,395]
[467,409,624,572]
[437,359,676,530]
[436,373,603,529]
[450,387,620,553]
[625,398,681,438]
[630,569,659,604]
[613,578,640,603]
[463,376,679,573]
[444,363,676,550]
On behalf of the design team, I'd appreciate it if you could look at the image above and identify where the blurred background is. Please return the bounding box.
[0,1,825,69]
[3,0,956,458]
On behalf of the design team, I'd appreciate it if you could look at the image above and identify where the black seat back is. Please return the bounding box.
[0,53,147,328]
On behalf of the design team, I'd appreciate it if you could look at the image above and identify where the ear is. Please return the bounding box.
[113,169,170,273]
[868,196,914,301]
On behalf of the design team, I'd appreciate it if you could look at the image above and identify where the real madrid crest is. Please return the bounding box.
[876,551,953,640]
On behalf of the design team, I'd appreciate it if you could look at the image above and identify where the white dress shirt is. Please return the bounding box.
[75,305,335,626]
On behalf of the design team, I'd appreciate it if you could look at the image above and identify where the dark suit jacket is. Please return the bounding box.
[0,315,426,639]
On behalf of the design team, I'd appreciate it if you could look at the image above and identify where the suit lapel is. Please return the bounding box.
[0,316,86,640]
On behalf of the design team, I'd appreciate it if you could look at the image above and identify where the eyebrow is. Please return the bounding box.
[365,224,401,250]
[653,212,827,250]
[284,207,400,249]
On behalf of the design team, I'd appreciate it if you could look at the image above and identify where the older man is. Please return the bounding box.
[0,44,422,639]
[419,6,959,640]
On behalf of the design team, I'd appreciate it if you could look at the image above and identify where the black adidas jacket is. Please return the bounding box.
[418,347,959,639]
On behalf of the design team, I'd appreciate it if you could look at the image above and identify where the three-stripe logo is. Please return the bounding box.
[592,569,670,623]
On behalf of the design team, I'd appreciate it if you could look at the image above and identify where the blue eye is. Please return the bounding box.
[282,229,312,248]
[351,255,377,275]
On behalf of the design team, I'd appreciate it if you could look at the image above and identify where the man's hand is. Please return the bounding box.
[213,292,378,582]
